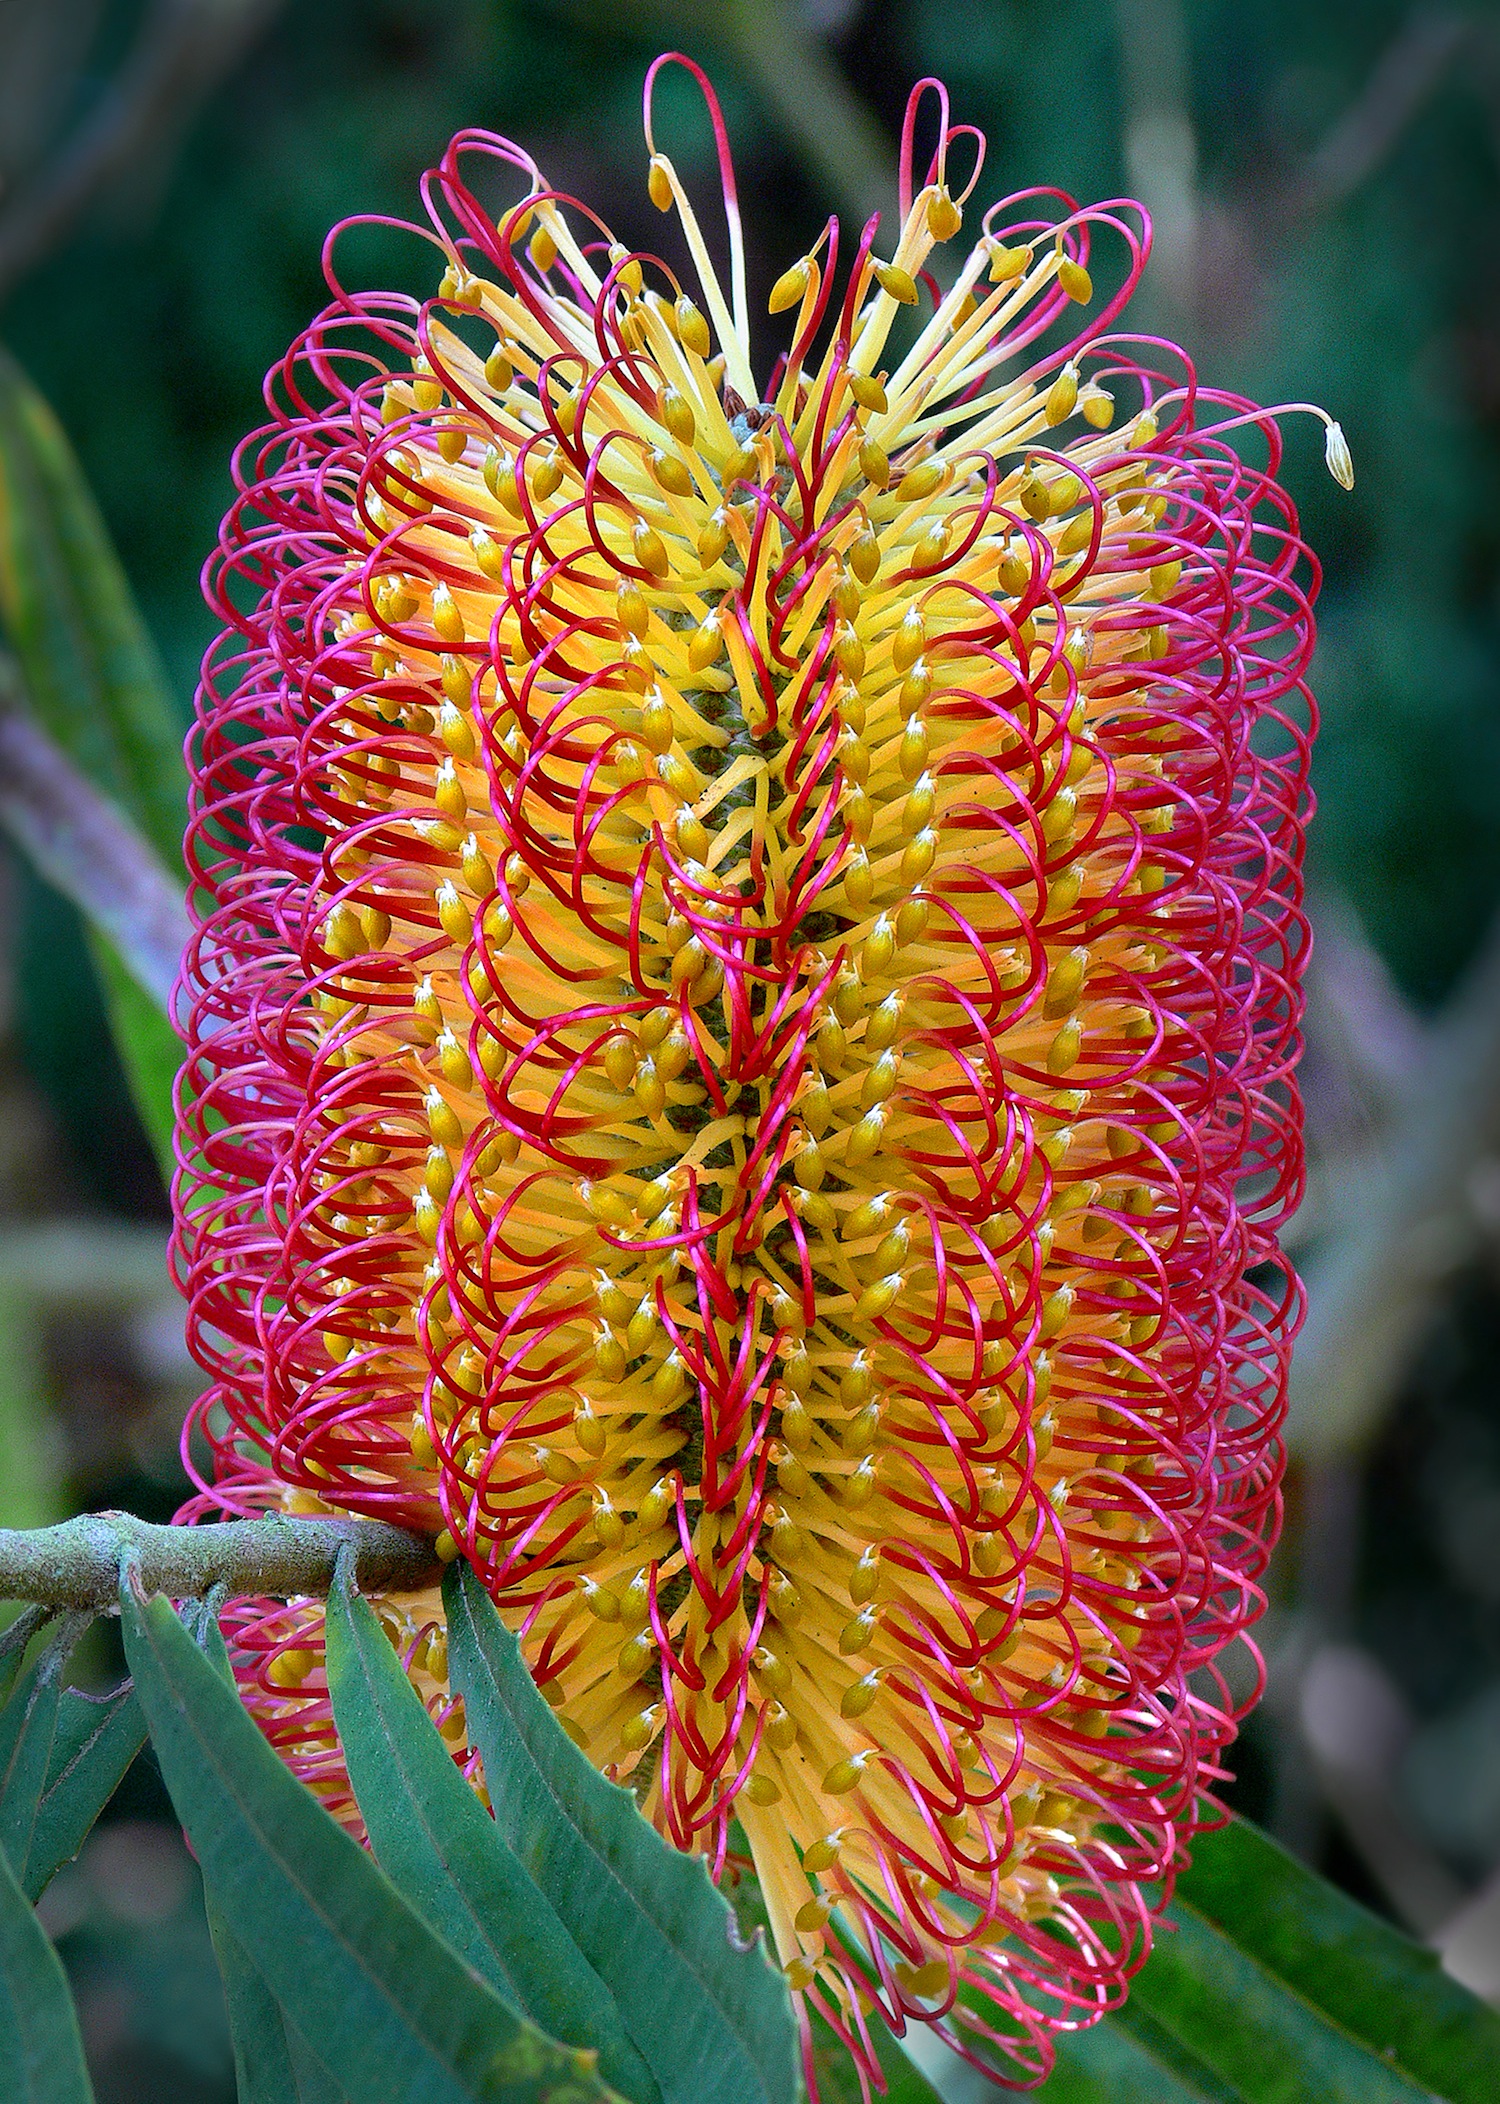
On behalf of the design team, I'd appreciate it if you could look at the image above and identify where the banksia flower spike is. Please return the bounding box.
[175,58,1336,2094]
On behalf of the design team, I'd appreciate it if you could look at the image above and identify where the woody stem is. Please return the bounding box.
[0,1512,439,1611]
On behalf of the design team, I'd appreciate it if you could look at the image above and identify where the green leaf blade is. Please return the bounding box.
[208,1904,352,2104]
[24,1681,146,1901]
[324,1570,660,2103]
[444,1563,799,2104]
[889,1976,1240,2103]
[119,1578,625,2104]
[886,1813,1500,2103]
[87,935,179,1182]
[1131,1900,1436,2104]
[1040,2006,1242,2102]
[806,2010,945,2104]
[0,1651,61,1889]
[0,346,186,872]
[0,1837,95,2102]
[1174,1817,1500,2102]
[187,1601,353,2103]
[0,347,186,1165]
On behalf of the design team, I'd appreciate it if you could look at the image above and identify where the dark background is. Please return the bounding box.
[1,1,1497,2092]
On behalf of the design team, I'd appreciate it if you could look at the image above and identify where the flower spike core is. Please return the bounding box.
[178,52,1323,2099]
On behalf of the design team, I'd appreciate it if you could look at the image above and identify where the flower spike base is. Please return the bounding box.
[177,55,1321,2096]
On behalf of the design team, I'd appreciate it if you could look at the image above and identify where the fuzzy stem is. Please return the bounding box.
[0,1513,440,1611]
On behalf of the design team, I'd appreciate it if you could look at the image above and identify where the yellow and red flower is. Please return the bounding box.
[175,59,1329,2092]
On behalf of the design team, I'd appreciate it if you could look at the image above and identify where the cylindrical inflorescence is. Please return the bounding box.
[174,58,1320,2094]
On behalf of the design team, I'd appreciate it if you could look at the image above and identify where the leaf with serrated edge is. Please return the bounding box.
[24,1683,145,1901]
[444,1563,799,2104]
[119,1578,626,2104]
[325,1570,659,2102]
[0,1829,94,2102]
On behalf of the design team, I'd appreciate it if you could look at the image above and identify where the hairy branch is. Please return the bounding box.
[0,1513,440,1610]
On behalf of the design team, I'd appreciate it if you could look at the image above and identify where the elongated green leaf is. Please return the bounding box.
[0,1835,94,2102]
[0,1615,143,1902]
[119,1579,624,2104]
[0,346,185,870]
[1125,1899,1437,2102]
[326,1571,659,2103]
[0,348,186,1171]
[185,1600,353,2104]
[0,1648,61,1886]
[445,1563,799,2104]
[1178,1817,1497,2095]
[1039,2007,1237,2102]
[88,934,178,1183]
[874,2039,948,2104]
[0,1619,142,1898]
[899,2006,1232,2104]
[1174,1816,1500,2102]
[913,1969,1405,2104]
[0,1611,49,1707]
[180,1596,234,1682]
[724,1857,940,2104]
[0,668,187,1010]
[885,1953,1263,2104]
[208,1905,351,2104]
[1042,1812,1500,2101]
[896,1814,1500,2100]
[23,1681,146,1901]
